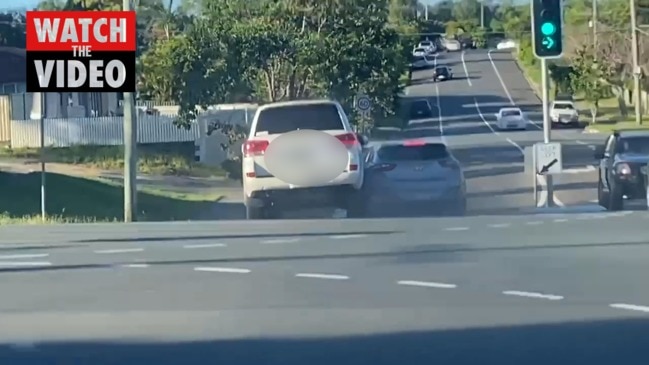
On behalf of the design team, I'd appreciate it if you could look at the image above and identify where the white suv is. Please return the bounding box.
[241,99,367,219]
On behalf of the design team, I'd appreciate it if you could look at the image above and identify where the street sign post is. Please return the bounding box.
[530,0,564,208]
[355,94,372,117]
[534,142,563,175]
[355,94,372,133]
[534,142,563,207]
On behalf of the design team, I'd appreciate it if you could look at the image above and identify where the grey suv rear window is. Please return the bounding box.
[255,104,344,134]
[377,144,449,161]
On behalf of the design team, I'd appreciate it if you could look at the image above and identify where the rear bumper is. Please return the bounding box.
[614,174,647,200]
[498,121,526,129]
[246,184,357,209]
[245,169,363,196]
[551,116,579,124]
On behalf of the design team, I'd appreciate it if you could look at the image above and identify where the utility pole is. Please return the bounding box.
[480,2,485,29]
[39,91,46,221]
[123,0,138,221]
[592,0,598,48]
[630,0,643,125]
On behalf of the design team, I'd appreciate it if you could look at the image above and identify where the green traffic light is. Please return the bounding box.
[541,22,556,36]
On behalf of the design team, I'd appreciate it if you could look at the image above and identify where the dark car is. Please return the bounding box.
[595,129,649,210]
[433,66,453,82]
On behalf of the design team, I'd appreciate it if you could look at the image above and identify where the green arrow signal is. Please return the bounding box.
[542,37,555,49]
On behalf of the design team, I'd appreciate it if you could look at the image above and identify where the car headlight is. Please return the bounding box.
[615,163,632,175]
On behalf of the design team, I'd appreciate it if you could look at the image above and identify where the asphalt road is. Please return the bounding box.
[2,50,648,364]
[402,49,606,214]
[1,212,649,364]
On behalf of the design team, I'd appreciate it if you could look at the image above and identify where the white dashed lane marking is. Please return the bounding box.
[122,264,149,268]
[94,248,144,254]
[397,280,457,289]
[329,234,368,240]
[553,218,568,223]
[261,238,300,244]
[445,227,469,231]
[610,303,649,313]
[183,243,226,249]
[194,267,251,274]
[0,253,49,260]
[488,223,510,228]
[526,221,544,225]
[503,290,564,301]
[295,273,349,280]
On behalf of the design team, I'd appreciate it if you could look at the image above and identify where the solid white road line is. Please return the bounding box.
[261,238,300,244]
[0,253,49,260]
[0,261,52,267]
[329,234,367,240]
[183,243,227,249]
[94,248,144,254]
[473,99,554,207]
[610,303,649,313]
[445,226,469,231]
[460,51,473,86]
[295,273,349,280]
[194,267,251,274]
[397,280,457,289]
[487,49,541,129]
[503,290,564,300]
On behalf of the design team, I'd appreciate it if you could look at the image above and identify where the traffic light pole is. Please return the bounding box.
[531,0,561,208]
[123,0,138,222]
[540,58,554,207]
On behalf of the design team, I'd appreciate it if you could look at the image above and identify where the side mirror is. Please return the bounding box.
[594,145,605,159]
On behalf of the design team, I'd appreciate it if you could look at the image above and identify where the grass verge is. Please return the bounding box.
[0,171,225,224]
[514,56,649,133]
[0,142,226,177]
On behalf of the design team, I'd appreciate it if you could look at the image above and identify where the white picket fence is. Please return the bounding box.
[10,115,198,148]
[9,105,257,149]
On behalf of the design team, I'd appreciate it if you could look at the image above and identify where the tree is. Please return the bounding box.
[570,45,613,122]
[155,0,410,130]
[0,12,26,48]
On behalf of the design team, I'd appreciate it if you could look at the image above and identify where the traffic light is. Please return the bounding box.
[531,0,563,58]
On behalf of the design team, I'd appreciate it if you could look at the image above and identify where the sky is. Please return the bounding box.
[0,0,39,11]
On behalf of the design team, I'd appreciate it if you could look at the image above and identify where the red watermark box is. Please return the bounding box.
[25,11,137,92]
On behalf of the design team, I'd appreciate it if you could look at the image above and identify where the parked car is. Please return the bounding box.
[410,55,435,70]
[550,99,579,127]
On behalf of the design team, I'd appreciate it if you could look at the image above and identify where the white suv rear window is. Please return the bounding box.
[255,104,344,135]
[553,103,574,110]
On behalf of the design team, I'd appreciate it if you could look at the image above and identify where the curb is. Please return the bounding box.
[582,127,601,134]
[513,58,543,102]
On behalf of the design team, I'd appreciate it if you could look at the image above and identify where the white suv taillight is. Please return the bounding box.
[336,133,359,147]
[242,140,269,157]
